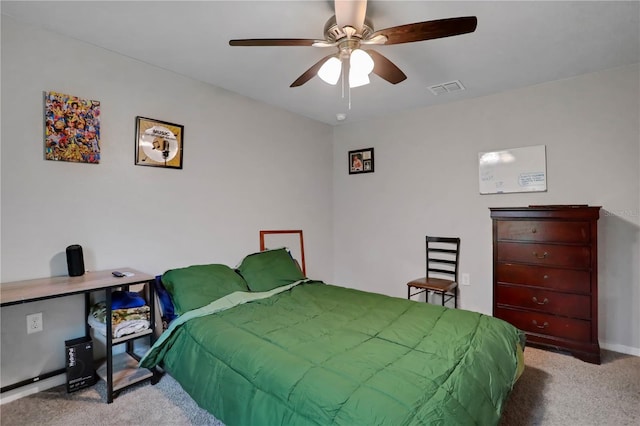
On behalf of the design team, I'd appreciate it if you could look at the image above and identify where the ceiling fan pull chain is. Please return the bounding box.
[345,56,351,110]
[341,61,352,110]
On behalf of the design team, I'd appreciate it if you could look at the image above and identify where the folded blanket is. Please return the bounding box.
[88,302,150,338]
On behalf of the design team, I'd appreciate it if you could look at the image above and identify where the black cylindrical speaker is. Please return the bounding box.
[66,245,85,277]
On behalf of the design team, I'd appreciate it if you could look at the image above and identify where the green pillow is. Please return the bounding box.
[162,264,249,314]
[237,248,306,292]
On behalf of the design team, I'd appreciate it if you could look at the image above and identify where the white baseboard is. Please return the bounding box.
[600,341,640,357]
[0,373,66,405]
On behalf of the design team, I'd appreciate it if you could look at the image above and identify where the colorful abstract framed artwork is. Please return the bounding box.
[44,91,101,163]
[135,116,184,169]
[349,147,374,174]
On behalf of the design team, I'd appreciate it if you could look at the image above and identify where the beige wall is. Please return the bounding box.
[0,16,334,400]
[333,64,640,356]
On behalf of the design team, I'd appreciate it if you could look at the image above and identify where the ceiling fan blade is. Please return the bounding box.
[365,50,407,84]
[371,16,477,45]
[290,54,335,87]
[229,39,319,47]
[360,34,389,46]
[334,0,367,33]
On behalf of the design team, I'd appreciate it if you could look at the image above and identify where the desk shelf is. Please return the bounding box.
[100,280,158,402]
[97,352,154,392]
[111,328,153,345]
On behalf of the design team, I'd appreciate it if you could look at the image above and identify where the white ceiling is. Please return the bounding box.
[2,1,639,125]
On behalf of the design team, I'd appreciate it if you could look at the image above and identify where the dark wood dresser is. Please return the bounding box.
[490,205,601,364]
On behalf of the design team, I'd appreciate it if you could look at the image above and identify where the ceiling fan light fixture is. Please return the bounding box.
[349,69,370,88]
[348,49,373,88]
[350,49,374,75]
[318,56,342,85]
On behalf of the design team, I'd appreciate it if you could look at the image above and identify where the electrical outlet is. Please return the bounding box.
[461,273,471,286]
[26,312,43,334]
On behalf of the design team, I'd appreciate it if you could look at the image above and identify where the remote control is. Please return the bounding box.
[112,271,125,277]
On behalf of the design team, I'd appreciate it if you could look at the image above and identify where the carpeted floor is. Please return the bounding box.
[499,347,639,426]
[1,347,638,425]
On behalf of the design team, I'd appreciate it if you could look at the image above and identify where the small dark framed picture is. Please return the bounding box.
[135,116,184,169]
[349,148,374,175]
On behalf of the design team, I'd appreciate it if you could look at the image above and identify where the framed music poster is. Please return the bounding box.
[135,116,184,169]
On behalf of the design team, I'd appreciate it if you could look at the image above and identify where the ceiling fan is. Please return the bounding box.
[229,0,477,89]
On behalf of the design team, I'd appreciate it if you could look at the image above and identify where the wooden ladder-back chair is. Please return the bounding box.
[407,236,461,308]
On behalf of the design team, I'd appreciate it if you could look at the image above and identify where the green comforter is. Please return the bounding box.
[141,281,524,425]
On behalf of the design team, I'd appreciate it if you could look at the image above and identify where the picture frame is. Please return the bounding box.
[349,148,374,174]
[135,116,184,169]
[259,229,306,276]
[44,91,101,164]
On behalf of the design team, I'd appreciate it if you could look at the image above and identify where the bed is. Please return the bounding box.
[141,248,525,426]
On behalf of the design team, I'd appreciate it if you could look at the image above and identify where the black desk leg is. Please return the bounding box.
[105,288,113,403]
[84,293,91,337]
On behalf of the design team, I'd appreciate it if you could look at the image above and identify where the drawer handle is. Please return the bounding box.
[531,228,537,233]
[543,274,549,280]
[532,296,549,305]
[533,251,548,259]
[532,320,549,329]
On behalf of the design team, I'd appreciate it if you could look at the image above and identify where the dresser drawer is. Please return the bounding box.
[495,285,591,320]
[495,307,591,342]
[497,242,591,268]
[496,220,590,243]
[495,263,591,293]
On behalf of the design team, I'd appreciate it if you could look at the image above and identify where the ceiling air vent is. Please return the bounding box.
[428,80,465,96]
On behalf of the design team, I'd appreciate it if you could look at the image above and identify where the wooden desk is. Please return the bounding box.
[1,269,158,401]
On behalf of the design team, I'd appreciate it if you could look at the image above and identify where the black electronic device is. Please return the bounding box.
[66,245,85,277]
[111,271,125,277]
[65,336,95,393]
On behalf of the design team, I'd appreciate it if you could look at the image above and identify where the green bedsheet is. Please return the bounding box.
[142,281,524,426]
